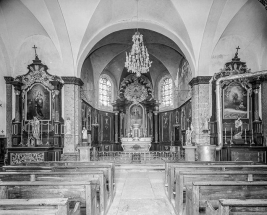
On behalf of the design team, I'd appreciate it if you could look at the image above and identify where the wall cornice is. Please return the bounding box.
[61,76,84,86]
[4,76,14,84]
[189,76,212,86]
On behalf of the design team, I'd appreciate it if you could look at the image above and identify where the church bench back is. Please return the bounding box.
[18,161,115,181]
[218,199,267,215]
[175,171,267,215]
[0,171,107,215]
[186,181,267,215]
[165,161,260,185]
[0,181,98,215]
[0,198,77,215]
[51,165,114,200]
[167,164,267,201]
[3,164,115,201]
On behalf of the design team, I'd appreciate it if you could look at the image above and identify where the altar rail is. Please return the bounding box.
[90,151,183,164]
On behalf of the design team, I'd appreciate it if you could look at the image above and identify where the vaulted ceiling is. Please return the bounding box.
[0,0,267,80]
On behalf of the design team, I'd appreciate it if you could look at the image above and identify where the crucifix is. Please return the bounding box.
[235,46,240,58]
[32,45,38,58]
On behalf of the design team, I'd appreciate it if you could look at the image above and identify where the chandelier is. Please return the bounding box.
[125,1,152,77]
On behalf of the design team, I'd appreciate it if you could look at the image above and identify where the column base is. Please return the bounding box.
[183,145,196,161]
[77,146,91,161]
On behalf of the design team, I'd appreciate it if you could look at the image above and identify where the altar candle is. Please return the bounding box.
[245,129,246,142]
[225,128,226,143]
[231,128,232,140]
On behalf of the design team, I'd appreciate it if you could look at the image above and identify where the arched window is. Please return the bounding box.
[160,77,173,107]
[99,76,112,107]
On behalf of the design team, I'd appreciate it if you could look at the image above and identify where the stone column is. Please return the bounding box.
[114,111,119,143]
[261,81,267,144]
[189,76,212,145]
[61,77,83,153]
[252,81,261,122]
[51,81,62,122]
[4,77,14,148]
[153,111,159,143]
[12,81,23,123]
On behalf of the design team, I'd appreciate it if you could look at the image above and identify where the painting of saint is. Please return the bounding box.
[130,105,142,126]
[26,84,51,121]
[223,83,248,119]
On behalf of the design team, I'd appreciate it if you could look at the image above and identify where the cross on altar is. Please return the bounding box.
[1,130,4,133]
[236,46,240,54]
[234,46,240,58]
[32,45,38,57]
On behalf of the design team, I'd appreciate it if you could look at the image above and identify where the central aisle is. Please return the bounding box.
[107,166,176,215]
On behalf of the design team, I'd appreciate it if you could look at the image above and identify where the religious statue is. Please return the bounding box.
[65,117,71,135]
[32,117,40,140]
[82,127,88,142]
[233,117,243,139]
[185,124,193,145]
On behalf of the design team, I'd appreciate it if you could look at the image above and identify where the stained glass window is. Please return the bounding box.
[99,77,112,107]
[161,78,173,107]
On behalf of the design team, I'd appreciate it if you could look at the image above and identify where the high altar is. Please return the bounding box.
[121,103,152,152]
[113,74,156,152]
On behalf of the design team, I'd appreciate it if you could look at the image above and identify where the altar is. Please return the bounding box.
[121,137,152,152]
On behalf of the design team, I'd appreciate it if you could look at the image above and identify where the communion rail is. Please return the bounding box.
[90,150,184,164]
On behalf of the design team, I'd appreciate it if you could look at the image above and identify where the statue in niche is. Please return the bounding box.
[65,117,71,135]
[32,117,40,140]
[233,117,243,139]
[82,127,88,141]
[185,124,193,145]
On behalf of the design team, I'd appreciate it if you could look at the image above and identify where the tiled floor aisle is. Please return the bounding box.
[107,168,176,215]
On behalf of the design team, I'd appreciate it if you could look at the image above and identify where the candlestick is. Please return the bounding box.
[224,128,226,144]
[245,129,247,144]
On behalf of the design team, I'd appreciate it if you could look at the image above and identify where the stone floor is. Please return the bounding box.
[107,166,176,215]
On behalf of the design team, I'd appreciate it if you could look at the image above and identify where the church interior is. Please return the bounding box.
[0,0,267,214]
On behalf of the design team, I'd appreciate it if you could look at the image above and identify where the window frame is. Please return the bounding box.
[98,74,114,111]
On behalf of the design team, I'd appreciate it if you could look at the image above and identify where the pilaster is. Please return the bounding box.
[4,77,13,148]
[61,77,83,153]
[189,76,212,145]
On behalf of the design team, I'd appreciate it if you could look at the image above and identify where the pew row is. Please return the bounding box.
[0,171,108,215]
[6,162,115,199]
[206,199,267,215]
[0,181,98,215]
[165,161,257,185]
[168,164,267,201]
[186,181,267,215]
[0,198,80,215]
[175,171,267,215]
[2,164,114,201]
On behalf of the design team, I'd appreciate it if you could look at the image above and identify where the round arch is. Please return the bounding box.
[77,21,196,79]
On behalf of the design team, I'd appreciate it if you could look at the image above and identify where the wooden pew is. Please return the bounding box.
[175,171,267,215]
[186,181,267,215]
[0,198,80,215]
[218,199,267,215]
[9,162,115,199]
[0,181,98,215]
[18,161,115,182]
[165,161,258,184]
[165,161,259,185]
[167,164,267,201]
[0,171,107,215]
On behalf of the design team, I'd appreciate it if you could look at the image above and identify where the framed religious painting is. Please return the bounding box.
[223,82,249,119]
[25,83,51,121]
